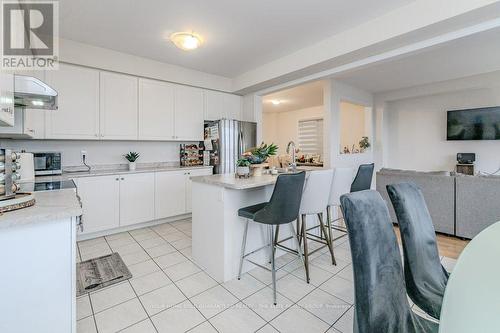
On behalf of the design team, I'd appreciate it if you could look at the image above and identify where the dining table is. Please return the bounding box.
[439,221,500,332]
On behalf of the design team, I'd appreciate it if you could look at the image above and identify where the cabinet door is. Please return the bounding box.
[75,175,120,234]
[45,63,100,139]
[204,90,224,121]
[119,173,155,226]
[0,72,14,127]
[174,85,204,141]
[155,171,187,219]
[223,94,242,120]
[185,168,213,212]
[100,72,138,140]
[138,79,175,140]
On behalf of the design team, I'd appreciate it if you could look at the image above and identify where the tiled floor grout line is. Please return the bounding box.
[78,221,356,333]
[102,233,161,333]
[133,226,222,333]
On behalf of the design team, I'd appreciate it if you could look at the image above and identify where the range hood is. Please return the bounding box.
[14,75,58,110]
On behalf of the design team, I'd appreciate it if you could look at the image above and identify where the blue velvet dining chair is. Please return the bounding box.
[340,190,438,333]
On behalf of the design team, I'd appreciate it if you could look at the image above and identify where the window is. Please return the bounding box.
[298,118,324,156]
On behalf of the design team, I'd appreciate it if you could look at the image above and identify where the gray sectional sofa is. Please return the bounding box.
[376,168,500,239]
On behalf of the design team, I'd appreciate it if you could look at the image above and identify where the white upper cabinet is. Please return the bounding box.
[223,93,242,120]
[0,72,14,127]
[138,78,175,140]
[174,85,204,141]
[100,72,138,140]
[204,90,224,121]
[45,63,100,139]
[204,90,241,121]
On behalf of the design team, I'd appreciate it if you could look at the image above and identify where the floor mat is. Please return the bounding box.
[76,252,132,296]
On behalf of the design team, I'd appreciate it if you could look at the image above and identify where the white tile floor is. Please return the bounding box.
[76,219,457,333]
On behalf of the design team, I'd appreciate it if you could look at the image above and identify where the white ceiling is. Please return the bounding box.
[335,27,500,93]
[59,0,414,77]
[263,80,324,113]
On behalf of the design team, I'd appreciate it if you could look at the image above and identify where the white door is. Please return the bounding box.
[75,175,120,234]
[174,85,204,141]
[155,170,187,219]
[100,72,138,140]
[204,90,224,121]
[138,78,175,140]
[45,63,100,139]
[119,173,155,226]
[223,94,242,120]
[185,168,213,212]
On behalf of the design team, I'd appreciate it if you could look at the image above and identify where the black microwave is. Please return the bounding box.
[34,152,62,175]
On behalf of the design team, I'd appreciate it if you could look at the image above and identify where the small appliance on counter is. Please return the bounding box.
[34,152,62,176]
[0,148,35,212]
[17,152,35,181]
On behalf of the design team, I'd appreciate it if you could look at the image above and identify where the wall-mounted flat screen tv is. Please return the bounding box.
[447,106,500,140]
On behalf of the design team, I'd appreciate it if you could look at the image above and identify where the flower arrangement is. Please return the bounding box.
[241,142,278,164]
[359,136,370,151]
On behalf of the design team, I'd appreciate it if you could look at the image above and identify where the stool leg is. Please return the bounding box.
[289,222,305,272]
[238,220,249,280]
[326,205,333,247]
[273,225,280,259]
[301,214,310,283]
[296,217,301,246]
[268,226,272,264]
[318,212,336,266]
[269,225,277,305]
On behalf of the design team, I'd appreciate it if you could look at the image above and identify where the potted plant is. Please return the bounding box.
[244,142,278,176]
[124,152,140,170]
[236,158,251,177]
[359,136,370,153]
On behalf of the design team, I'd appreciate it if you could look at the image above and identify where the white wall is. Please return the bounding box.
[0,139,187,167]
[262,106,325,156]
[376,70,500,173]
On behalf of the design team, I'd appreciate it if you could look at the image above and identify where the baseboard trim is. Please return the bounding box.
[77,214,192,241]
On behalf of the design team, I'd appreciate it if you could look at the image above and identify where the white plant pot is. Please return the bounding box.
[128,162,136,171]
[236,166,250,176]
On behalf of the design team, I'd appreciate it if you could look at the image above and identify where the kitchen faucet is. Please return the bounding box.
[286,141,297,172]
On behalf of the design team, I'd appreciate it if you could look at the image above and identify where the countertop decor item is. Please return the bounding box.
[124,152,140,171]
[236,158,251,178]
[240,142,278,176]
[359,136,371,152]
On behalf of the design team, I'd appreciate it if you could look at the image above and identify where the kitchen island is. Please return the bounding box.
[0,189,82,333]
[191,173,299,282]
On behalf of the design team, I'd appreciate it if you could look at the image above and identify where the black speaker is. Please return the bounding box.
[457,153,475,164]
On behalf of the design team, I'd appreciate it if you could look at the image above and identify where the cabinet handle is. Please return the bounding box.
[115,178,119,181]
[121,177,124,180]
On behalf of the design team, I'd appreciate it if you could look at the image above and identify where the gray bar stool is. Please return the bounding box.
[237,172,306,305]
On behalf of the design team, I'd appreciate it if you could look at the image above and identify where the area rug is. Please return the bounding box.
[76,252,132,296]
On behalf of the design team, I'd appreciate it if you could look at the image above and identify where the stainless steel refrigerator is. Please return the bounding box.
[204,119,257,174]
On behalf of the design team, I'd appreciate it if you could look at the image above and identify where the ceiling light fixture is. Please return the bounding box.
[271,100,281,105]
[170,32,203,51]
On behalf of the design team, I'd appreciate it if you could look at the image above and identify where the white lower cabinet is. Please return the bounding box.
[185,168,213,212]
[119,173,155,226]
[155,171,187,219]
[75,175,120,234]
[77,168,211,235]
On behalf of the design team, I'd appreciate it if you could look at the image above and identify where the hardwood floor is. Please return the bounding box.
[393,226,469,259]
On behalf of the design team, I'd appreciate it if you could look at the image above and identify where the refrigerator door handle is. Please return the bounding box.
[239,130,244,156]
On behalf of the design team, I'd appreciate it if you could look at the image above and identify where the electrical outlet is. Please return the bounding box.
[81,150,87,163]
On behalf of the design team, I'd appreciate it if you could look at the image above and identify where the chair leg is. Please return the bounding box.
[273,225,280,258]
[238,220,249,280]
[296,218,301,246]
[318,213,336,266]
[301,214,310,283]
[269,225,277,305]
[268,226,272,264]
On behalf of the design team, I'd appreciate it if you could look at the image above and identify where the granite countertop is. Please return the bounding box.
[31,164,213,182]
[191,173,279,190]
[0,188,83,230]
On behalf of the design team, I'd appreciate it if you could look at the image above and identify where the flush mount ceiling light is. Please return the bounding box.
[271,100,281,105]
[170,32,203,51]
